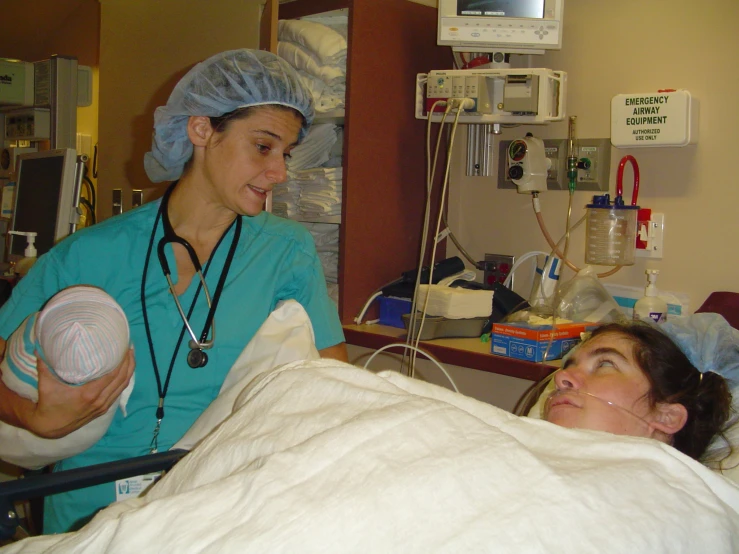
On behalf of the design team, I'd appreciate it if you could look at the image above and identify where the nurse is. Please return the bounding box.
[0,49,347,532]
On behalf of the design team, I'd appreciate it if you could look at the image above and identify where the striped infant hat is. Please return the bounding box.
[2,286,130,392]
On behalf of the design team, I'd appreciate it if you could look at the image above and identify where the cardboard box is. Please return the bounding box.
[491,322,593,362]
[378,296,412,329]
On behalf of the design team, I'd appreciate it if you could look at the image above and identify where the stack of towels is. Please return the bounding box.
[273,124,342,219]
[273,167,343,221]
[416,285,494,319]
[296,167,342,219]
[288,124,341,171]
[278,18,347,113]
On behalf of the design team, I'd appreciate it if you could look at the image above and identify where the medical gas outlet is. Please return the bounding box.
[416,68,567,125]
[497,138,611,192]
[507,135,550,194]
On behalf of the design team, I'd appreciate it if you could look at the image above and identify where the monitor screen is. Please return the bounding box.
[9,148,79,258]
[438,0,563,53]
[457,0,545,18]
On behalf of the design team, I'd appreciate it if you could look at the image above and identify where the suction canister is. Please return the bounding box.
[585,194,639,266]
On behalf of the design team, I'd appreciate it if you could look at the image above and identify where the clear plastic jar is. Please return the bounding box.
[585,195,638,266]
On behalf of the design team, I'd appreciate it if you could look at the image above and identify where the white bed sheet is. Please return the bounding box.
[5,357,739,553]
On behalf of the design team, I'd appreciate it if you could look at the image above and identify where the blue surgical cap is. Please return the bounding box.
[144,49,315,183]
[659,313,739,390]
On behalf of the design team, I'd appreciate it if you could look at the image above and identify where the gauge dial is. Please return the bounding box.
[508,140,528,162]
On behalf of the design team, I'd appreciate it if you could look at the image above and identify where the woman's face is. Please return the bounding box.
[545,332,660,438]
[200,107,303,216]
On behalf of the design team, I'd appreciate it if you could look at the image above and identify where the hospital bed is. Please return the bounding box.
[1,296,738,552]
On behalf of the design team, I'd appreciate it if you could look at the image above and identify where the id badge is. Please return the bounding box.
[115,472,162,502]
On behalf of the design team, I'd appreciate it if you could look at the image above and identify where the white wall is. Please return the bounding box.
[446,0,739,312]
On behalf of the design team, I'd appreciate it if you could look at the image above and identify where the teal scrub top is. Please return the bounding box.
[0,199,345,533]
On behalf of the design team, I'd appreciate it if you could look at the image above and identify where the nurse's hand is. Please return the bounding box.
[25,348,136,439]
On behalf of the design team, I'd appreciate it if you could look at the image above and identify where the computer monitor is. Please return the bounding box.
[437,0,564,54]
[8,148,80,258]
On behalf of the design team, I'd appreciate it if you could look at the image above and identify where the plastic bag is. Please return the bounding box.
[555,266,629,324]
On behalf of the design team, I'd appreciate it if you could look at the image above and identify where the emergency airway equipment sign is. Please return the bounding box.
[611,90,697,148]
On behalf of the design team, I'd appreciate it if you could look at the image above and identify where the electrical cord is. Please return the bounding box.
[404,100,452,375]
[503,250,550,289]
[79,197,96,226]
[408,100,468,375]
[92,143,98,179]
[352,274,404,325]
[83,173,96,212]
[82,176,96,212]
[363,342,459,393]
[441,211,481,269]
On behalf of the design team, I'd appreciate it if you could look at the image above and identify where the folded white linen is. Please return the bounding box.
[294,70,345,113]
[278,19,347,67]
[278,41,346,87]
[287,124,339,171]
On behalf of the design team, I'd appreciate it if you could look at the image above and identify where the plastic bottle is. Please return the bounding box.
[633,269,667,324]
[8,231,38,278]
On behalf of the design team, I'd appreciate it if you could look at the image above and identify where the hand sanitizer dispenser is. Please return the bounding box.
[8,230,38,278]
[633,269,667,323]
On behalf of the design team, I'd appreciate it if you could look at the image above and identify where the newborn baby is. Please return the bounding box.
[0,285,133,469]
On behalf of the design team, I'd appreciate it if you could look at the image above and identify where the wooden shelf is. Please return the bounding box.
[295,215,341,224]
[314,109,345,124]
[344,324,557,382]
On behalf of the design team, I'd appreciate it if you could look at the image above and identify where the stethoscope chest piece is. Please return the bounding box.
[187,347,208,369]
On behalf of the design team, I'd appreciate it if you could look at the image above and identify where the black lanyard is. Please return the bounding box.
[140,182,241,452]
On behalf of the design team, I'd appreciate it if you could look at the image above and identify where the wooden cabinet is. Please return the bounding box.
[263,0,453,324]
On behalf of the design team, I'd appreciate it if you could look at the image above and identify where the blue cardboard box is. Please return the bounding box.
[491,321,592,362]
[378,296,412,329]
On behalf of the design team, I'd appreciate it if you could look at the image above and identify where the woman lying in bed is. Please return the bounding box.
[541,321,733,461]
[3,306,738,553]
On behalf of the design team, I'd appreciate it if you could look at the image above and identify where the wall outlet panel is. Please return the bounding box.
[575,139,611,191]
[497,138,611,192]
[483,253,515,289]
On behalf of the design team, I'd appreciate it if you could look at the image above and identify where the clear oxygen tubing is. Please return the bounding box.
[541,386,655,432]
[363,342,459,393]
[403,100,452,375]
[407,100,468,378]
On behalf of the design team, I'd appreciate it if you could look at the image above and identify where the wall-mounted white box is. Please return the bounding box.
[611,90,698,148]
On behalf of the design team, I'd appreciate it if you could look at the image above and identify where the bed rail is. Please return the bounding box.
[0,448,188,541]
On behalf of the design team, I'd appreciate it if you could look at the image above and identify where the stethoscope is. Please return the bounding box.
[140,182,242,452]
[156,196,217,369]
[143,183,242,370]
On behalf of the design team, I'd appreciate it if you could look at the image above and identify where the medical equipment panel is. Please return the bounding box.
[497,138,610,191]
[8,148,80,259]
[0,146,37,179]
[437,0,564,54]
[0,59,34,107]
[417,68,566,124]
[3,108,50,141]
